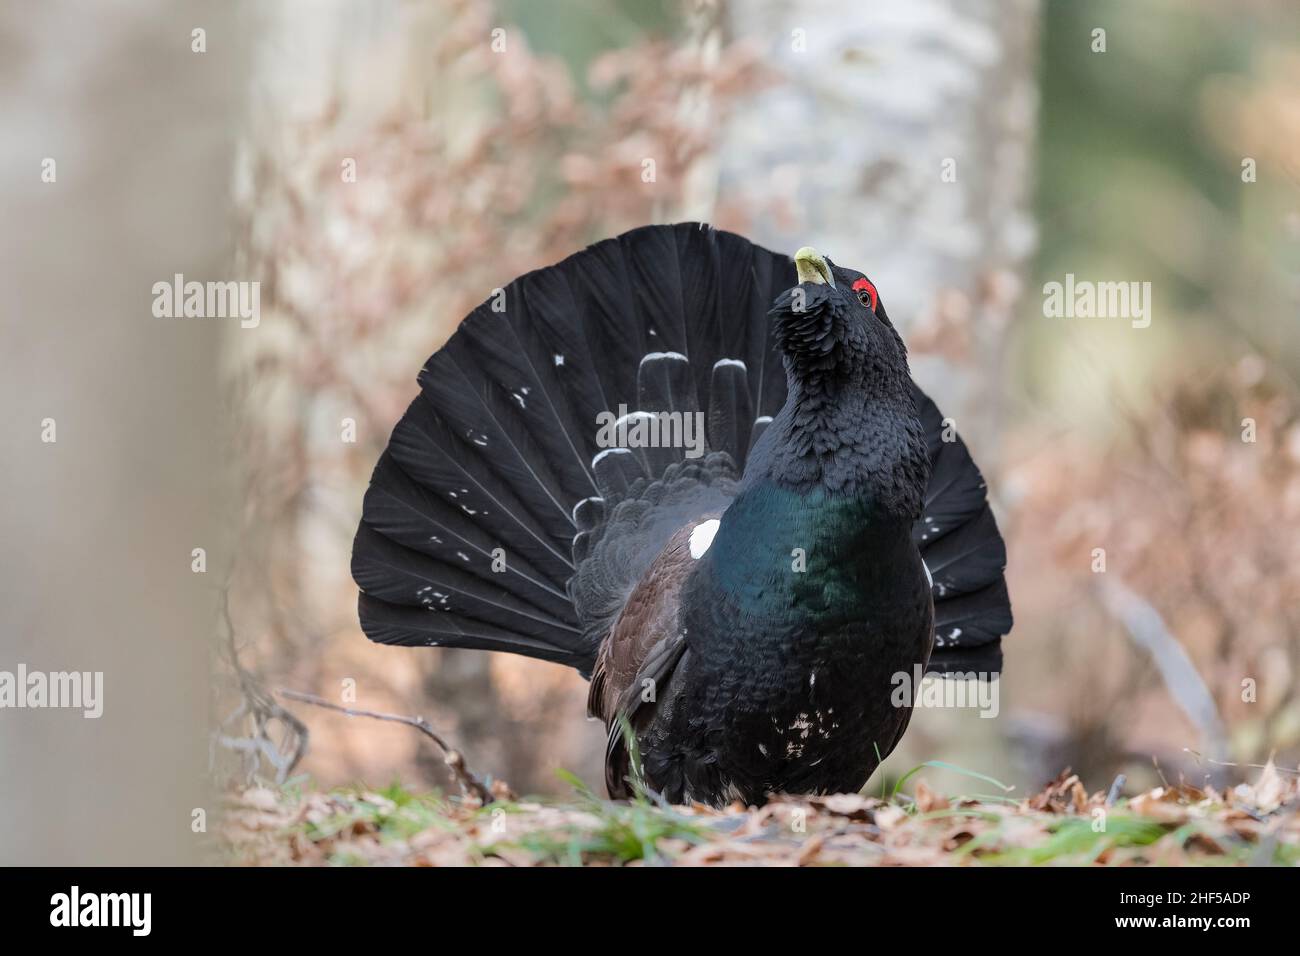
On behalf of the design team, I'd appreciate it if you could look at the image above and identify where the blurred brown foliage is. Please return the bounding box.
[218,0,1300,801]
[1002,351,1300,784]
[222,0,767,795]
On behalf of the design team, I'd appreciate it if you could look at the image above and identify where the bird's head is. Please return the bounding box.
[769,246,908,391]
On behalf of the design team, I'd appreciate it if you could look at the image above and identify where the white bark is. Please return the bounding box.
[716,0,1039,445]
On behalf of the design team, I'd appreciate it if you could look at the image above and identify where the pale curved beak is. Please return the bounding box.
[794,246,834,288]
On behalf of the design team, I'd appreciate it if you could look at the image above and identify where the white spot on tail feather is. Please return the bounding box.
[640,351,687,365]
[689,518,720,559]
[713,358,746,371]
[592,447,632,466]
[614,410,657,428]
[572,496,602,523]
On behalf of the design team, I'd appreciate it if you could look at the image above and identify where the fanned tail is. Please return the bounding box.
[352,223,1011,679]
[352,224,792,675]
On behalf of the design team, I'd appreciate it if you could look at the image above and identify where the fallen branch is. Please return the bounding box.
[275,688,495,805]
[214,588,309,784]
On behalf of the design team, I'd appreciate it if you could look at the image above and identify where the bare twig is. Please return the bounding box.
[275,688,495,805]
[1183,749,1300,776]
[1152,755,1170,790]
[214,588,309,784]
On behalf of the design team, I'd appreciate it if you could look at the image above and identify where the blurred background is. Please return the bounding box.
[222,0,1300,799]
[4,0,1299,862]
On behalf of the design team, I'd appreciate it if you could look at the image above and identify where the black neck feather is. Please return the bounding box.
[742,360,929,517]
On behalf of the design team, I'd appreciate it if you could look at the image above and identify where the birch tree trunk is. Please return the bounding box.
[711,0,1039,787]
[716,0,1040,450]
[231,0,515,788]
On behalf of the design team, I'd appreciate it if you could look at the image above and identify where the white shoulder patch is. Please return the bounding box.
[689,518,720,559]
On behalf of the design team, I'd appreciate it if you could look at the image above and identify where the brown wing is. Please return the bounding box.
[587,516,717,797]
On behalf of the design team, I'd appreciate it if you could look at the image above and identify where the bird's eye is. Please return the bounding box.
[852,277,878,312]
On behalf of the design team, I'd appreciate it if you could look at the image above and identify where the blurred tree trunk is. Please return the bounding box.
[716,0,1039,453]
[0,0,245,863]
[232,0,507,792]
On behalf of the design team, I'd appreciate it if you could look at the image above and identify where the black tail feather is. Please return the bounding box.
[362,452,570,613]
[707,359,754,465]
[419,351,574,544]
[911,385,1012,676]
[358,592,589,668]
[386,407,573,579]
[637,351,697,418]
[450,303,599,502]
[592,446,647,499]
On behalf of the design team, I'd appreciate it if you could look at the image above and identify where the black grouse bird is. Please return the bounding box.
[352,223,1011,806]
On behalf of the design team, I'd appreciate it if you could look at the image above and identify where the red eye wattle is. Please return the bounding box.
[851,277,878,311]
